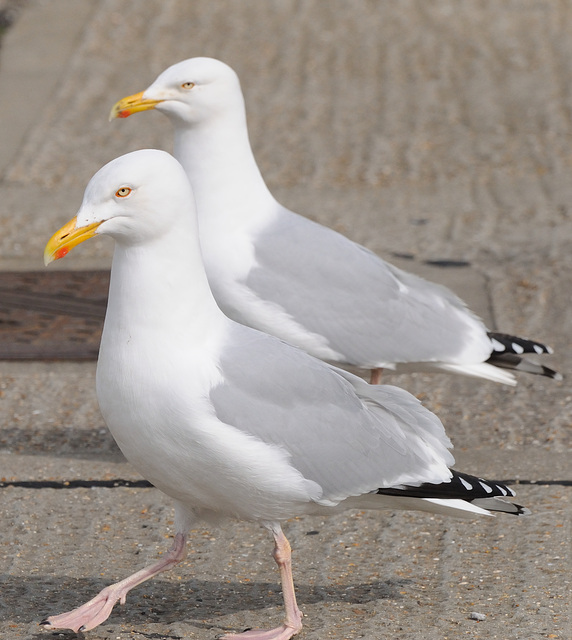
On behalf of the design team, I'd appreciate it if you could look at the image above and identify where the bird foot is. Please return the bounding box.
[41,584,125,633]
[41,533,187,633]
[220,621,302,640]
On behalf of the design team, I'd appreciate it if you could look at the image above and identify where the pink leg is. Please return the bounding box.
[41,532,187,633]
[221,526,303,640]
[370,368,383,385]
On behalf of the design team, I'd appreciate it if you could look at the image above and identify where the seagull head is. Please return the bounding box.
[44,149,192,264]
[109,57,243,126]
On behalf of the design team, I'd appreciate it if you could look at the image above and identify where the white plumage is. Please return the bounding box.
[42,150,525,638]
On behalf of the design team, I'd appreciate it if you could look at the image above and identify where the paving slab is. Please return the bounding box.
[0,1,570,639]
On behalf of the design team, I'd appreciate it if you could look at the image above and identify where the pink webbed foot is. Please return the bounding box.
[220,613,302,639]
[41,532,187,632]
[41,583,128,632]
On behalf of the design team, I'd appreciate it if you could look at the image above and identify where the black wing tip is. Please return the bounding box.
[438,470,519,500]
[470,496,530,516]
[487,352,562,380]
[376,470,523,507]
[487,331,554,356]
[376,471,530,516]
[542,366,562,381]
[511,503,530,516]
[486,332,562,380]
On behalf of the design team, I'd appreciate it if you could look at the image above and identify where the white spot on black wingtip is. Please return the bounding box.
[512,342,524,354]
[460,477,473,490]
[376,471,524,514]
[487,332,554,357]
[479,481,493,494]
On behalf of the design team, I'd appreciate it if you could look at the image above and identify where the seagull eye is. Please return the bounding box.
[181,81,195,90]
[115,187,132,198]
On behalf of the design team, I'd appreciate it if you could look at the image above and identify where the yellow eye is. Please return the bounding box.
[181,81,195,90]
[115,187,132,198]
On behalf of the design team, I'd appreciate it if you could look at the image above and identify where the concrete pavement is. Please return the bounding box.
[0,1,570,638]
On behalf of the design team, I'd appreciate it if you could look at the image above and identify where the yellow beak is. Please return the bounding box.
[44,216,102,265]
[109,91,162,121]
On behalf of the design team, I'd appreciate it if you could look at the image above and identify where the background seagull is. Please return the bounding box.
[109,57,560,386]
[42,150,526,639]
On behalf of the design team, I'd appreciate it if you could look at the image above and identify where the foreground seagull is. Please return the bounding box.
[109,57,559,386]
[42,150,525,638]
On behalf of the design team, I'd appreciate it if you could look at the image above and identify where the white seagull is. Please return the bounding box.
[42,150,526,639]
[110,57,559,386]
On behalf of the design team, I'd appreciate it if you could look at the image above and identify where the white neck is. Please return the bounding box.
[172,109,277,225]
[101,215,225,355]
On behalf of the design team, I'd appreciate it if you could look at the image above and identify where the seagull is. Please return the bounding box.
[42,149,526,639]
[110,57,560,386]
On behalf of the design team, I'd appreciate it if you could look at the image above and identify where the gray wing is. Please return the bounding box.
[245,207,491,367]
[210,323,454,504]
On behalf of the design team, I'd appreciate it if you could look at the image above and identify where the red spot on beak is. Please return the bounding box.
[118,110,132,119]
[55,246,69,260]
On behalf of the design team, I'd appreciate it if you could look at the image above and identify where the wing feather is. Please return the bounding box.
[210,325,454,505]
[244,209,492,367]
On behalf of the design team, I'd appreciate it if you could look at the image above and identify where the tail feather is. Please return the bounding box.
[390,361,517,385]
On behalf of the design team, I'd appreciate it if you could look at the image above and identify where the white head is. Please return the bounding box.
[110,57,244,126]
[44,149,194,262]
